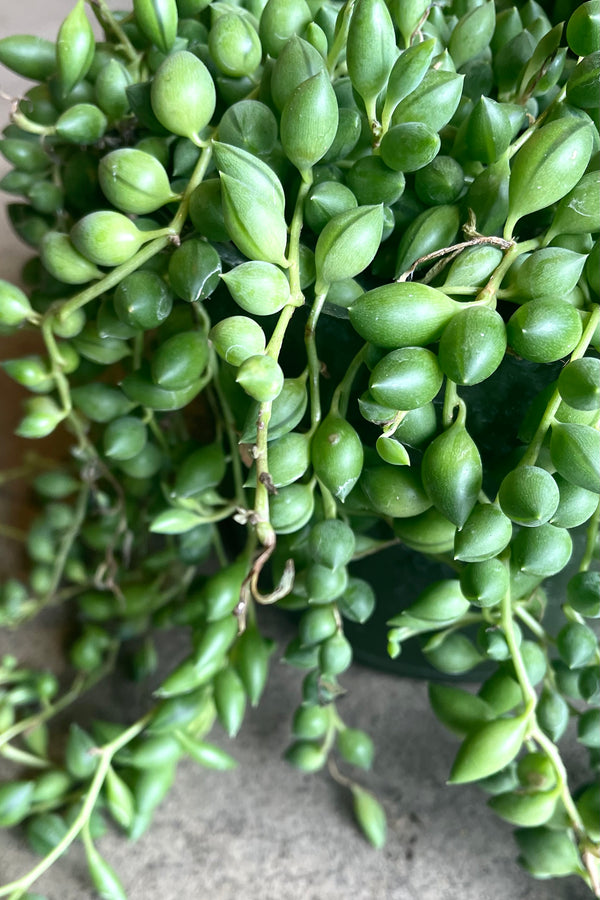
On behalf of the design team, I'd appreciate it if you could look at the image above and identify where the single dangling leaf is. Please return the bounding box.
[232,622,275,706]
[464,96,512,164]
[351,785,387,848]
[550,423,600,494]
[212,141,285,212]
[566,1,600,57]
[489,789,558,828]
[311,413,364,501]
[448,714,528,784]
[270,35,326,112]
[0,782,35,827]
[150,51,216,141]
[84,835,128,900]
[280,71,339,175]
[515,248,587,299]
[258,0,312,58]
[346,0,396,118]
[167,239,221,303]
[514,827,586,879]
[545,171,600,242]
[133,0,178,53]
[214,667,246,738]
[390,0,430,49]
[99,149,176,215]
[401,580,470,624]
[381,39,436,128]
[448,1,496,71]
[421,414,482,528]
[505,118,595,238]
[105,767,135,831]
[314,205,384,291]
[349,282,459,349]
[222,261,290,316]
[428,683,495,737]
[369,347,443,410]
[438,307,507,386]
[0,35,56,80]
[56,0,95,96]
[175,733,237,770]
[391,69,464,133]
[220,174,288,265]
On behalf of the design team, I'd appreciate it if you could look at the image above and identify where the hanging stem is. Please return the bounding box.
[87,0,140,66]
[0,712,152,899]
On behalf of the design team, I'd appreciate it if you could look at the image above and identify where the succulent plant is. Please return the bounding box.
[0,0,598,897]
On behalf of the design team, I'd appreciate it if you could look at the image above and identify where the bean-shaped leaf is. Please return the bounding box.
[349,282,458,348]
[448,714,528,783]
[351,785,387,848]
[421,418,482,528]
[56,0,95,96]
[85,835,128,900]
[220,174,288,266]
[381,39,435,128]
[347,0,396,115]
[505,118,595,238]
[315,205,383,291]
[449,1,495,71]
[280,71,339,174]
[133,0,178,53]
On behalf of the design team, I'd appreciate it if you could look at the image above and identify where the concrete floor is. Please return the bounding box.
[0,3,594,898]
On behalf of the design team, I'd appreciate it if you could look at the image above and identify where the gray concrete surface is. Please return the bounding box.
[0,3,594,899]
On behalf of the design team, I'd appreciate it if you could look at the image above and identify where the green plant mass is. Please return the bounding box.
[0,0,599,897]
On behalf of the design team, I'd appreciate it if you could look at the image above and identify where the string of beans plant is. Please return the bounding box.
[0,0,598,897]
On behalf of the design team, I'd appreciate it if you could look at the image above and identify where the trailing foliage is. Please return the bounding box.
[0,0,598,896]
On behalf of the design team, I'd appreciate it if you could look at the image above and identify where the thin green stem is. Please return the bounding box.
[42,484,90,604]
[529,724,586,834]
[579,500,600,573]
[253,177,312,546]
[56,236,172,322]
[331,343,368,418]
[9,110,48,135]
[442,380,459,429]
[514,605,548,641]
[41,319,71,415]
[500,574,537,713]
[87,0,141,66]
[212,362,245,509]
[170,141,214,234]
[305,292,328,432]
[0,713,151,899]
[0,744,50,769]
[475,239,540,304]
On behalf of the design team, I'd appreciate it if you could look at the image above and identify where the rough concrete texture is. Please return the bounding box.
[0,3,594,899]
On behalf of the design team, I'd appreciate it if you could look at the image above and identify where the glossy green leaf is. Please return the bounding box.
[346,0,396,114]
[280,71,339,174]
[505,118,595,238]
[448,715,528,784]
[56,1,95,96]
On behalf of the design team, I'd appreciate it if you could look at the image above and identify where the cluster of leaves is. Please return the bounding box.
[0,0,598,896]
